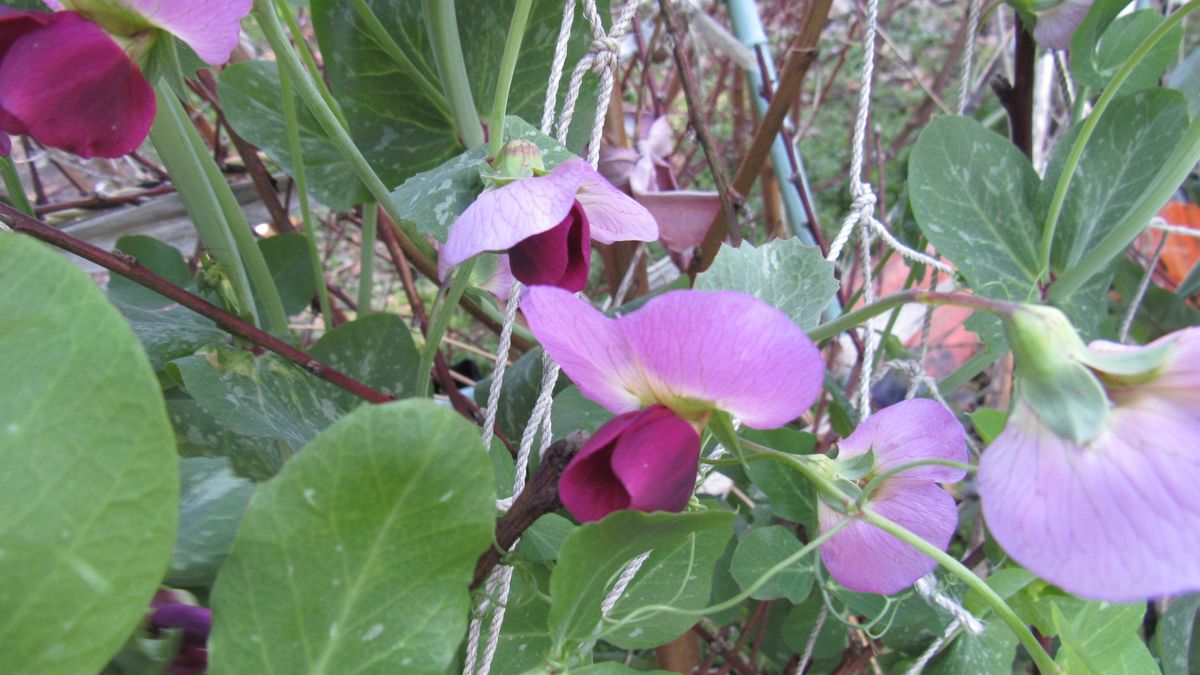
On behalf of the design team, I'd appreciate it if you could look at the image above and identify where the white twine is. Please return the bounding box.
[796,603,829,674]
[601,550,653,615]
[1149,219,1200,238]
[466,3,642,672]
[1119,232,1167,344]
[956,0,981,116]
[905,619,962,674]
[906,573,984,671]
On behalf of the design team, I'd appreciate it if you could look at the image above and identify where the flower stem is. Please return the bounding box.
[0,157,33,216]
[423,0,485,148]
[859,509,1060,673]
[806,291,1016,343]
[277,61,334,332]
[858,459,977,504]
[1037,0,1200,284]
[487,0,535,160]
[415,258,476,397]
[358,202,378,313]
[274,0,349,131]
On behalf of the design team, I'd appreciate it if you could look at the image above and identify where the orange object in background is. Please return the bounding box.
[1138,201,1200,289]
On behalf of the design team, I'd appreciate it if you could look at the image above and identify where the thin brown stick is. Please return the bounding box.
[1,203,395,404]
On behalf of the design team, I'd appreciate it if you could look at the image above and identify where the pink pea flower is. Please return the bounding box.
[980,327,1200,602]
[522,286,824,522]
[817,399,968,595]
[0,0,250,158]
[442,157,658,292]
[1032,0,1093,50]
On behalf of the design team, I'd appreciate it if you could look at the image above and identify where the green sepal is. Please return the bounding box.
[708,410,744,465]
[480,138,547,186]
[1079,341,1174,381]
[834,446,876,481]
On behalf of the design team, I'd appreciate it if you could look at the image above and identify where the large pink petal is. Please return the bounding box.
[819,480,959,595]
[979,400,1200,601]
[617,290,823,428]
[441,166,582,267]
[838,399,968,483]
[573,158,659,245]
[0,12,154,158]
[520,286,644,415]
[50,0,250,64]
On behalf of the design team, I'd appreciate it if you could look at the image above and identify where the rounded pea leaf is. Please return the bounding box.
[730,525,815,604]
[0,234,178,674]
[209,400,495,674]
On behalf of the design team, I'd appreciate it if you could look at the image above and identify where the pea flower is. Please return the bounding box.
[817,399,968,595]
[441,155,658,292]
[0,0,250,158]
[521,286,823,522]
[1031,0,1093,50]
[980,309,1200,601]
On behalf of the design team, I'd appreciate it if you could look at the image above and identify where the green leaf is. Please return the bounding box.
[1166,49,1200,118]
[489,565,554,674]
[1053,601,1157,675]
[742,427,819,527]
[695,239,839,330]
[474,347,564,444]
[550,386,613,443]
[1043,89,1189,271]
[169,398,292,482]
[113,301,228,373]
[1155,592,1200,675]
[168,346,353,451]
[218,60,367,211]
[516,513,577,563]
[910,116,1041,304]
[259,234,318,317]
[167,456,255,588]
[389,116,576,241]
[548,510,734,653]
[603,519,733,649]
[1074,7,1184,93]
[310,313,421,400]
[109,235,192,309]
[209,400,495,673]
[310,0,600,192]
[570,664,674,675]
[781,592,849,661]
[0,234,178,674]
[730,526,815,604]
[925,620,1018,675]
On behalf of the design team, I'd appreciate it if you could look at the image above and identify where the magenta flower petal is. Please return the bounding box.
[520,286,644,414]
[819,480,960,594]
[572,159,659,245]
[442,163,582,267]
[838,398,968,483]
[521,286,823,428]
[980,399,1200,601]
[559,405,701,522]
[1033,0,1093,50]
[617,290,822,428]
[0,11,154,158]
[508,201,591,292]
[46,0,251,64]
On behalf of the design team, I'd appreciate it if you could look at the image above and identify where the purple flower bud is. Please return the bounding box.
[559,404,701,523]
[508,200,591,292]
[0,9,155,158]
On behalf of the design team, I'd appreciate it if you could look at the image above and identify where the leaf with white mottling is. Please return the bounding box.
[696,239,838,330]
[167,456,255,588]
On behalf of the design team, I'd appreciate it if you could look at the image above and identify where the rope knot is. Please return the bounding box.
[589,36,621,73]
[850,185,876,213]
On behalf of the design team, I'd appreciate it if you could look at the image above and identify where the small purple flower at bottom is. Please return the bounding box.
[818,399,968,595]
[149,589,212,675]
[560,404,701,523]
[441,157,657,292]
[980,327,1200,602]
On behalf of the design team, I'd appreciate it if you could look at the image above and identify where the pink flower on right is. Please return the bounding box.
[980,327,1200,602]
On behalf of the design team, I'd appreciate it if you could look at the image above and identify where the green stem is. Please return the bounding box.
[150,85,260,327]
[254,0,435,262]
[348,0,449,117]
[278,62,334,332]
[740,438,1060,673]
[358,202,378,313]
[0,156,33,216]
[274,0,349,131]
[860,509,1060,673]
[423,0,485,148]
[1036,0,1200,284]
[858,459,977,503]
[1049,110,1200,301]
[416,258,476,397]
[487,0,535,160]
[808,291,1016,343]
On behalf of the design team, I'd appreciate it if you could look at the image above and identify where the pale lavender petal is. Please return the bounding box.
[642,116,674,160]
[573,158,659,245]
[633,189,721,254]
[478,254,515,301]
[819,479,959,594]
[980,400,1200,601]
[597,145,639,191]
[520,286,644,414]
[441,167,582,267]
[618,290,823,428]
[54,0,250,64]
[1108,327,1200,407]
[1033,0,1092,50]
[838,399,967,483]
